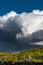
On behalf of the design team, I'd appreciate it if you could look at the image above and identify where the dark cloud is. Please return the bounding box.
[0,10,43,52]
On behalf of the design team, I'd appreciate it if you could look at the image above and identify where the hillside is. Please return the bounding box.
[0,48,43,62]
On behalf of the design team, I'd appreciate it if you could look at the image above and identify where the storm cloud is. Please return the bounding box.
[0,10,43,51]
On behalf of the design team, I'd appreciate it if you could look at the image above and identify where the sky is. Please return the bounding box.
[0,0,43,52]
[0,0,43,15]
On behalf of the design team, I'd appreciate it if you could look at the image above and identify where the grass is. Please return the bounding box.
[0,48,43,62]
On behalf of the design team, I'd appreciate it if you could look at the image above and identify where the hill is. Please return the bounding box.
[0,48,43,62]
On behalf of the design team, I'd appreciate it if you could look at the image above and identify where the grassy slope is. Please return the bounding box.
[0,48,43,62]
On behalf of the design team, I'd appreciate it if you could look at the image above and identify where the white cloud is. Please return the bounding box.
[0,10,43,39]
[1,11,16,22]
[33,41,43,45]
[16,10,43,38]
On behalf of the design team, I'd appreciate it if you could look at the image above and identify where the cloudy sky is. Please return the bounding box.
[0,0,43,52]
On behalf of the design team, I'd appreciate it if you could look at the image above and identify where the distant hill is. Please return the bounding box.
[0,48,43,62]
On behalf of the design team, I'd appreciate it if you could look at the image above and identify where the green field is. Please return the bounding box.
[0,48,43,62]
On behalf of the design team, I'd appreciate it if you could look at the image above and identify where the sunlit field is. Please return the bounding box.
[0,48,43,65]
